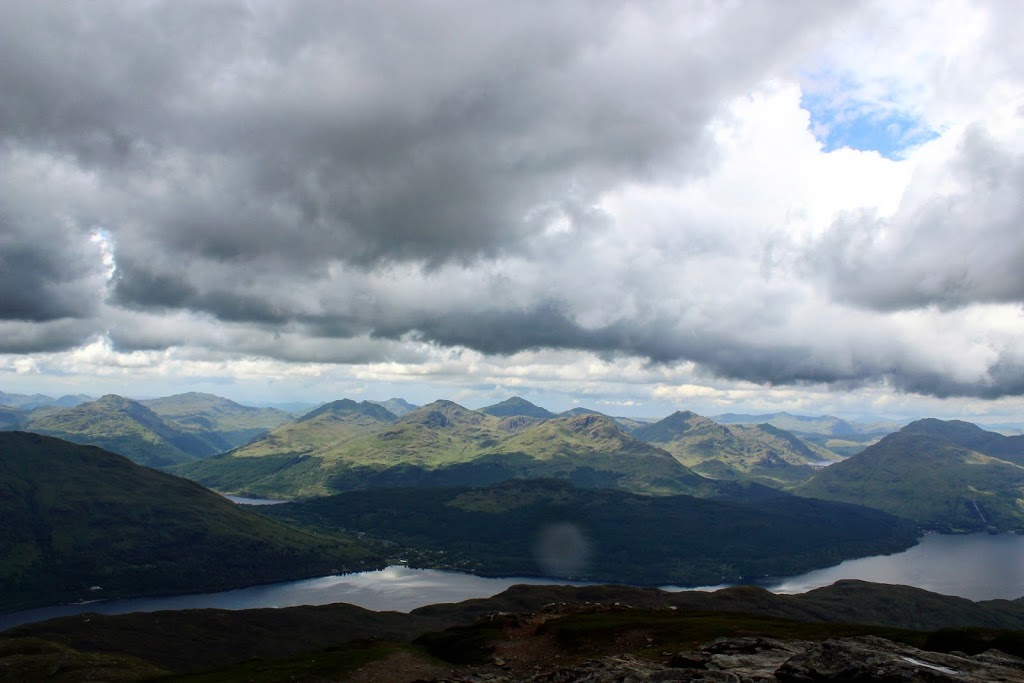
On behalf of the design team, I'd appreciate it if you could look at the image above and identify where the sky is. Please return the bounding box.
[1,0,1023,422]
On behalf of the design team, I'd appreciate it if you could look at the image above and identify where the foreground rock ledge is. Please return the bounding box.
[423,636,1024,683]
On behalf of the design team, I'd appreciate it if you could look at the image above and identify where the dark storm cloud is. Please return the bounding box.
[0,187,107,324]
[371,304,856,385]
[814,125,1024,311]
[0,319,97,354]
[1,1,846,273]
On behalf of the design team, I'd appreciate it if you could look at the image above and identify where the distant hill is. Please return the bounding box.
[0,432,379,611]
[559,407,601,417]
[21,395,226,467]
[368,397,418,416]
[900,418,1024,466]
[263,478,916,586]
[712,411,901,456]
[712,411,897,436]
[797,428,1024,532]
[479,396,557,419]
[0,391,94,411]
[558,407,651,432]
[140,392,293,449]
[177,401,712,499]
[633,411,837,485]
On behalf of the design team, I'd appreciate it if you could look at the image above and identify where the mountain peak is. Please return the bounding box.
[403,400,485,426]
[296,399,396,423]
[480,396,556,419]
[95,394,136,406]
[899,418,1001,451]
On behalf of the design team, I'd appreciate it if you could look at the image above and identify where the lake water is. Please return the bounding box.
[2,533,1022,632]
[223,495,288,505]
[762,532,1024,600]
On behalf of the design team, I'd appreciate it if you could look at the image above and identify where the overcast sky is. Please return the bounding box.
[2,0,1023,420]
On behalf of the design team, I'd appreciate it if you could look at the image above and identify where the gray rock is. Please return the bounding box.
[776,636,1024,682]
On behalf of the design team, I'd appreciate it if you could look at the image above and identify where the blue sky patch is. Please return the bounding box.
[801,91,938,160]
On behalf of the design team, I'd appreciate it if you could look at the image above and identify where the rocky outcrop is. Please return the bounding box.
[421,636,1024,682]
[775,635,1024,682]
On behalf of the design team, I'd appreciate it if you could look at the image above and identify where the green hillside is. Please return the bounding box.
[262,478,917,586]
[140,392,293,450]
[796,430,1024,531]
[558,407,651,432]
[0,432,380,612]
[901,418,1024,466]
[633,411,838,485]
[23,395,223,467]
[479,396,557,418]
[177,402,710,498]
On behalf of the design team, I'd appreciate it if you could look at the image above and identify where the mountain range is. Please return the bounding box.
[633,411,838,484]
[1,392,295,468]
[176,399,712,498]
[713,411,902,456]
[0,391,94,411]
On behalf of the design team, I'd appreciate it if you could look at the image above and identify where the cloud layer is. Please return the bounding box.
[2,0,1023,409]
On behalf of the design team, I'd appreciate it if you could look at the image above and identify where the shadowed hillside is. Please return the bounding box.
[261,478,917,586]
[0,432,380,612]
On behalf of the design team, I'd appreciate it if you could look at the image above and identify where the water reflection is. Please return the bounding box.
[0,566,584,632]
[224,495,288,505]
[763,533,1024,601]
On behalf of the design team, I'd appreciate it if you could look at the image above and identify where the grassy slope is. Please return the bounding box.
[178,402,709,498]
[141,392,293,450]
[23,395,218,467]
[796,431,1024,531]
[901,418,1024,467]
[262,478,917,586]
[0,432,380,612]
[633,411,837,485]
